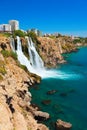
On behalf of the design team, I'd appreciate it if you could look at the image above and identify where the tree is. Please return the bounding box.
[13,30,26,37]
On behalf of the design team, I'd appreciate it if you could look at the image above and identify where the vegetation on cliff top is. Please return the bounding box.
[0,33,11,37]
[13,30,26,37]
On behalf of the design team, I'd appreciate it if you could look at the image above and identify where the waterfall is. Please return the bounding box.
[26,37,44,69]
[10,36,81,79]
[10,38,15,52]
[16,36,35,72]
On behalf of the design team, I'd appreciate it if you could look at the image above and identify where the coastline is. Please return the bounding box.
[0,34,87,130]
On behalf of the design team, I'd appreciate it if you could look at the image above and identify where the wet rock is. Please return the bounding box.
[31,103,41,110]
[42,100,51,105]
[47,90,58,95]
[34,111,50,121]
[55,119,72,130]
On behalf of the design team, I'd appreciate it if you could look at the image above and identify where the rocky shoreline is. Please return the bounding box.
[0,52,50,130]
[0,35,81,130]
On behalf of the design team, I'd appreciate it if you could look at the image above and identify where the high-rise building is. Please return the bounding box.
[9,20,19,31]
[0,24,11,32]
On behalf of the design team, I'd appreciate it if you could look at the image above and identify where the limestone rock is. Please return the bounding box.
[37,37,64,67]
[13,111,27,130]
[55,119,72,130]
[0,103,13,130]
[0,52,49,130]
[37,124,49,130]
[34,111,50,121]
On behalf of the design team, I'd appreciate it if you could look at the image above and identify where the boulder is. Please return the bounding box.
[37,124,49,130]
[55,119,72,130]
[34,111,50,121]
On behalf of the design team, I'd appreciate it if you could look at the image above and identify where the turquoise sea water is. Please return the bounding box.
[30,47,87,130]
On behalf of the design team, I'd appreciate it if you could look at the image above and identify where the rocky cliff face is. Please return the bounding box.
[0,35,11,51]
[37,37,65,67]
[37,36,77,67]
[0,35,77,130]
[0,35,49,130]
[55,36,77,53]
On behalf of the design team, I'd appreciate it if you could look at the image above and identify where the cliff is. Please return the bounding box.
[0,34,79,130]
[0,35,49,130]
[37,36,77,67]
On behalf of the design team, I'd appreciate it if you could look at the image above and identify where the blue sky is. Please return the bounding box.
[0,0,87,36]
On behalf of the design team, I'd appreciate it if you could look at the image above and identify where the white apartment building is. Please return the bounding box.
[0,24,11,32]
[9,20,19,31]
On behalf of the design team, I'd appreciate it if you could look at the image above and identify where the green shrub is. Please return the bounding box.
[10,51,17,60]
[0,66,6,75]
[19,64,28,72]
[1,50,17,60]
[1,50,10,57]
[13,30,26,38]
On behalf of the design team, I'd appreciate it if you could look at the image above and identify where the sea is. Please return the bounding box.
[30,47,87,130]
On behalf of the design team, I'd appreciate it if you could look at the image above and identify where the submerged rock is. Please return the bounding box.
[47,90,58,95]
[55,119,72,130]
[42,100,51,105]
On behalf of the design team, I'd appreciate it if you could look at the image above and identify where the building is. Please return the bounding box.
[37,30,42,36]
[0,24,11,32]
[31,28,38,34]
[0,25,3,31]
[29,28,42,36]
[9,20,19,31]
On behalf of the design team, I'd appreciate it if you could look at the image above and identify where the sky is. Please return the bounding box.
[0,0,87,36]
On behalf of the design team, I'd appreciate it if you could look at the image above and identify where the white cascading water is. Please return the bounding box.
[26,37,44,69]
[10,36,81,79]
[16,36,35,72]
[10,38,15,52]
